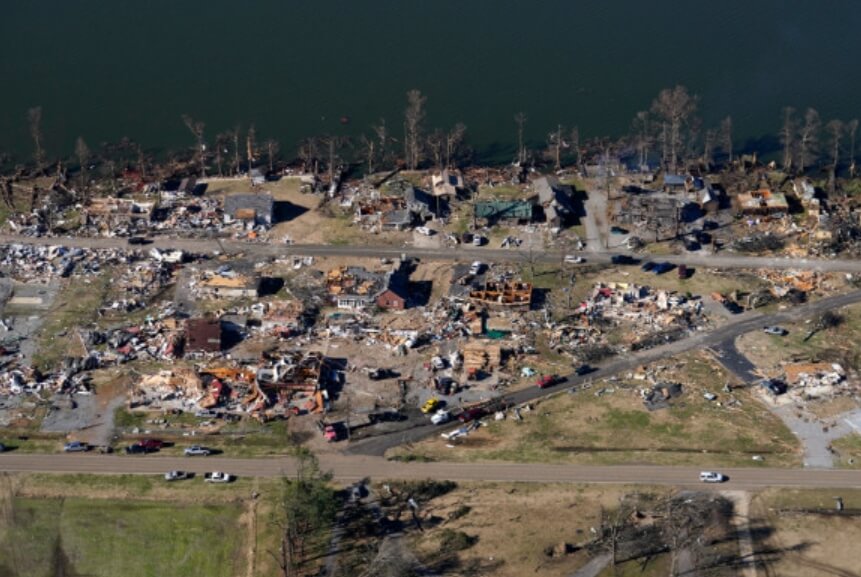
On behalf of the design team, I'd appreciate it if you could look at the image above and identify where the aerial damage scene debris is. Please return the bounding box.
[3,4,861,576]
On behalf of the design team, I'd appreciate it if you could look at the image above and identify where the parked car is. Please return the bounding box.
[430,409,451,425]
[184,445,211,456]
[653,262,674,275]
[63,441,88,453]
[127,236,150,245]
[204,472,233,483]
[138,439,164,451]
[699,471,727,483]
[430,356,446,370]
[469,261,484,275]
[611,255,638,265]
[125,444,147,455]
[677,264,688,279]
[763,326,787,336]
[164,470,190,482]
[610,226,628,235]
[421,398,441,414]
[641,261,656,272]
[575,364,594,376]
[457,406,488,423]
[0,443,6,453]
[535,374,560,389]
[416,226,434,236]
[564,255,585,264]
[472,235,485,246]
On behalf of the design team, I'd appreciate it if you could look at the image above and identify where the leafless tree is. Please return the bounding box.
[514,112,528,165]
[133,141,147,180]
[372,118,389,169]
[848,118,858,178]
[403,89,426,170]
[246,125,257,178]
[445,122,467,168]
[358,134,376,174]
[298,137,320,176]
[630,112,651,170]
[780,107,796,171]
[320,135,348,185]
[181,114,207,177]
[798,107,821,173]
[426,129,445,169]
[264,139,280,173]
[28,106,45,172]
[214,132,230,176]
[826,119,843,194]
[231,126,241,175]
[547,124,564,171]
[720,116,733,164]
[570,126,582,169]
[74,137,90,193]
[702,128,716,168]
[649,86,698,173]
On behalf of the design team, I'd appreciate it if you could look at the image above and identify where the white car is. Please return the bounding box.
[204,472,233,483]
[164,470,189,482]
[699,471,727,483]
[469,261,483,275]
[564,255,585,264]
[184,445,211,456]
[416,226,434,236]
[472,235,485,246]
[431,409,451,425]
[431,356,446,370]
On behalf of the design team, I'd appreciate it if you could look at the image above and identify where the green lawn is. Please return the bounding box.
[0,497,245,577]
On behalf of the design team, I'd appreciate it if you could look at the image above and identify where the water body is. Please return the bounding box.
[1,0,860,162]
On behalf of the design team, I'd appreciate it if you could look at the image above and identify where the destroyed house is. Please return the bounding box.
[261,301,306,333]
[326,265,409,310]
[354,196,406,226]
[431,170,463,197]
[256,351,326,392]
[224,193,274,226]
[84,197,154,226]
[474,200,533,225]
[185,318,222,353]
[198,275,261,299]
[469,281,533,309]
[737,189,788,215]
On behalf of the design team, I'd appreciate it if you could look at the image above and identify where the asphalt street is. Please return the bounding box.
[4,233,861,273]
[1,453,860,490]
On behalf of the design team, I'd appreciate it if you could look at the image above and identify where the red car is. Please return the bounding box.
[457,407,488,423]
[536,374,559,389]
[138,439,164,451]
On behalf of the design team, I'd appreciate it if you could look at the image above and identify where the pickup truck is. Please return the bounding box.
[164,470,189,482]
[204,472,233,483]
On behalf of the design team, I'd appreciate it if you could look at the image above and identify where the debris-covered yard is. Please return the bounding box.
[390,352,801,467]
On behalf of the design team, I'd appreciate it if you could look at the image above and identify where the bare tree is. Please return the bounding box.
[650,86,698,173]
[372,118,389,169]
[358,134,376,174]
[720,116,733,165]
[74,137,90,193]
[403,89,426,170]
[231,126,241,175]
[445,122,467,168]
[181,114,207,177]
[320,135,348,186]
[826,119,843,194]
[630,112,651,170]
[780,107,796,171]
[246,125,257,179]
[514,112,528,165]
[264,139,280,173]
[547,124,564,171]
[214,132,230,176]
[28,106,45,172]
[570,126,582,169]
[798,107,821,174]
[702,128,716,168]
[426,129,445,169]
[848,118,859,178]
[298,137,320,176]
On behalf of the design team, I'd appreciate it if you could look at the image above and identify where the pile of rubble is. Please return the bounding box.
[0,244,142,282]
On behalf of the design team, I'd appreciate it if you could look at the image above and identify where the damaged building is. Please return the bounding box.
[326,264,410,311]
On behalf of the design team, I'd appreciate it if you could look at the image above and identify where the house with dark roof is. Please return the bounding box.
[532,176,576,227]
[326,263,411,311]
[224,193,275,227]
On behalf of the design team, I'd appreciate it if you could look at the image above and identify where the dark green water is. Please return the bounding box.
[1,0,860,161]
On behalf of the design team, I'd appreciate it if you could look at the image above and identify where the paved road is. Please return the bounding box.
[1,453,860,489]
[4,233,861,273]
[348,288,861,456]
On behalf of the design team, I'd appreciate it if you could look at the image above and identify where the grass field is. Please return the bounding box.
[831,433,861,468]
[390,352,801,467]
[0,497,245,577]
